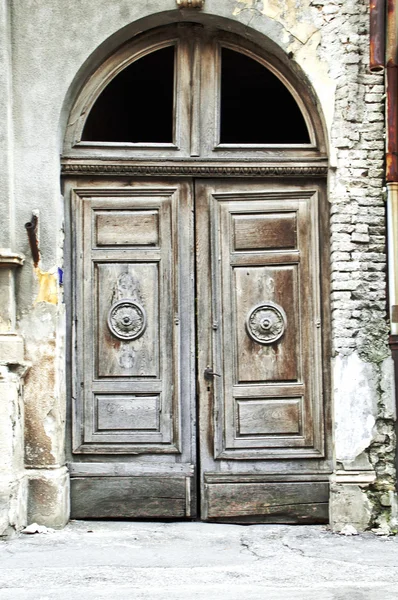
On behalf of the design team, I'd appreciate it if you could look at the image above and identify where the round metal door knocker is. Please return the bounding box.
[246,302,287,345]
[107,299,147,341]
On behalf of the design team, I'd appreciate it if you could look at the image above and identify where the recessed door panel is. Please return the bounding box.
[95,210,159,247]
[233,212,297,251]
[234,265,299,383]
[96,262,159,378]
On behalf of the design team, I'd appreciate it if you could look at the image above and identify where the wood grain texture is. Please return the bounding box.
[233,212,297,251]
[68,176,329,522]
[206,503,329,524]
[71,182,195,458]
[96,395,159,431]
[96,262,159,378]
[195,180,329,521]
[235,265,299,383]
[71,476,187,518]
[95,210,159,246]
[213,191,318,456]
[236,398,301,436]
[205,481,329,520]
[68,462,195,477]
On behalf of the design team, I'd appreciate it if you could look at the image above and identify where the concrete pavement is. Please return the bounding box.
[0,521,398,599]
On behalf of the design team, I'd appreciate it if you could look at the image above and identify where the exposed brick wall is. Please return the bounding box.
[311,0,387,355]
[311,0,397,532]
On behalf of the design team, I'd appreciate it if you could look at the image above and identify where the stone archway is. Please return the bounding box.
[62,22,331,522]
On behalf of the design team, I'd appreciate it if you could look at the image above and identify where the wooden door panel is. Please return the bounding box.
[235,397,301,436]
[217,194,319,457]
[204,479,329,523]
[96,395,160,431]
[96,262,159,378]
[71,476,188,519]
[95,210,159,247]
[79,193,174,450]
[233,212,297,251]
[235,265,299,383]
[69,177,329,522]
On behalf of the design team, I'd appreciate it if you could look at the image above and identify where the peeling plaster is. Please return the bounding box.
[334,352,378,463]
[290,30,336,142]
[0,317,11,331]
[233,0,317,44]
[18,303,64,468]
[232,0,336,152]
[34,268,58,305]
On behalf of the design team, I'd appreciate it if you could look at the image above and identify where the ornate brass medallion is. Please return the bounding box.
[107,299,147,341]
[246,302,287,345]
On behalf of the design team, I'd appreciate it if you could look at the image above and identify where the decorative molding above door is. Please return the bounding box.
[61,161,328,177]
[177,0,204,8]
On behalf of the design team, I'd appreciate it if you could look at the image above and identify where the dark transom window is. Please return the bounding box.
[82,45,175,144]
[220,47,310,145]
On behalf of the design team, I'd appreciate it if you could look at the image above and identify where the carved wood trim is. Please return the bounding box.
[177,0,204,8]
[62,163,328,177]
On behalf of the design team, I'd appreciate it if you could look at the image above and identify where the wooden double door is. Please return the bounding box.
[69,177,331,522]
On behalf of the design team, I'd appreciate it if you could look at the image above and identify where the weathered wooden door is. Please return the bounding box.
[69,177,330,522]
[195,179,330,522]
[69,179,197,518]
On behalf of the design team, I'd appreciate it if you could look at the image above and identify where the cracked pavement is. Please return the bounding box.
[1,522,398,599]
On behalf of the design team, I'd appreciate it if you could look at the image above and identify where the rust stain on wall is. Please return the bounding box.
[34,269,58,305]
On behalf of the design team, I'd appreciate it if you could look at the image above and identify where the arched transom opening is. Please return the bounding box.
[64,25,327,162]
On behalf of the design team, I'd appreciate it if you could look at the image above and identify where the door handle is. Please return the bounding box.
[204,366,221,381]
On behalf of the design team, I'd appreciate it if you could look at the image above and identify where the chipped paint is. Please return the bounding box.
[34,268,58,305]
[291,30,336,140]
[232,0,336,151]
[0,317,12,332]
[233,0,317,45]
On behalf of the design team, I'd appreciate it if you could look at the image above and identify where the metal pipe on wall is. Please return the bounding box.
[370,0,398,480]
[385,0,398,331]
[381,0,398,486]
[388,184,398,335]
[370,0,386,71]
[386,0,398,183]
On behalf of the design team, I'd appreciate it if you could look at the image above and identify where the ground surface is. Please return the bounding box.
[0,521,398,599]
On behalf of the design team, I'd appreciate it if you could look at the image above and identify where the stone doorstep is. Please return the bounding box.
[331,470,377,485]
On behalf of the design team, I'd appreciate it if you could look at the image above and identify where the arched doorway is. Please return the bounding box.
[62,24,331,522]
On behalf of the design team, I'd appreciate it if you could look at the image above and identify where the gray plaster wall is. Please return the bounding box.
[0,0,396,532]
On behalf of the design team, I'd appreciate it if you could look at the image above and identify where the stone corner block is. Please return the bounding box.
[0,475,28,538]
[0,334,25,364]
[329,482,373,532]
[27,467,70,528]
